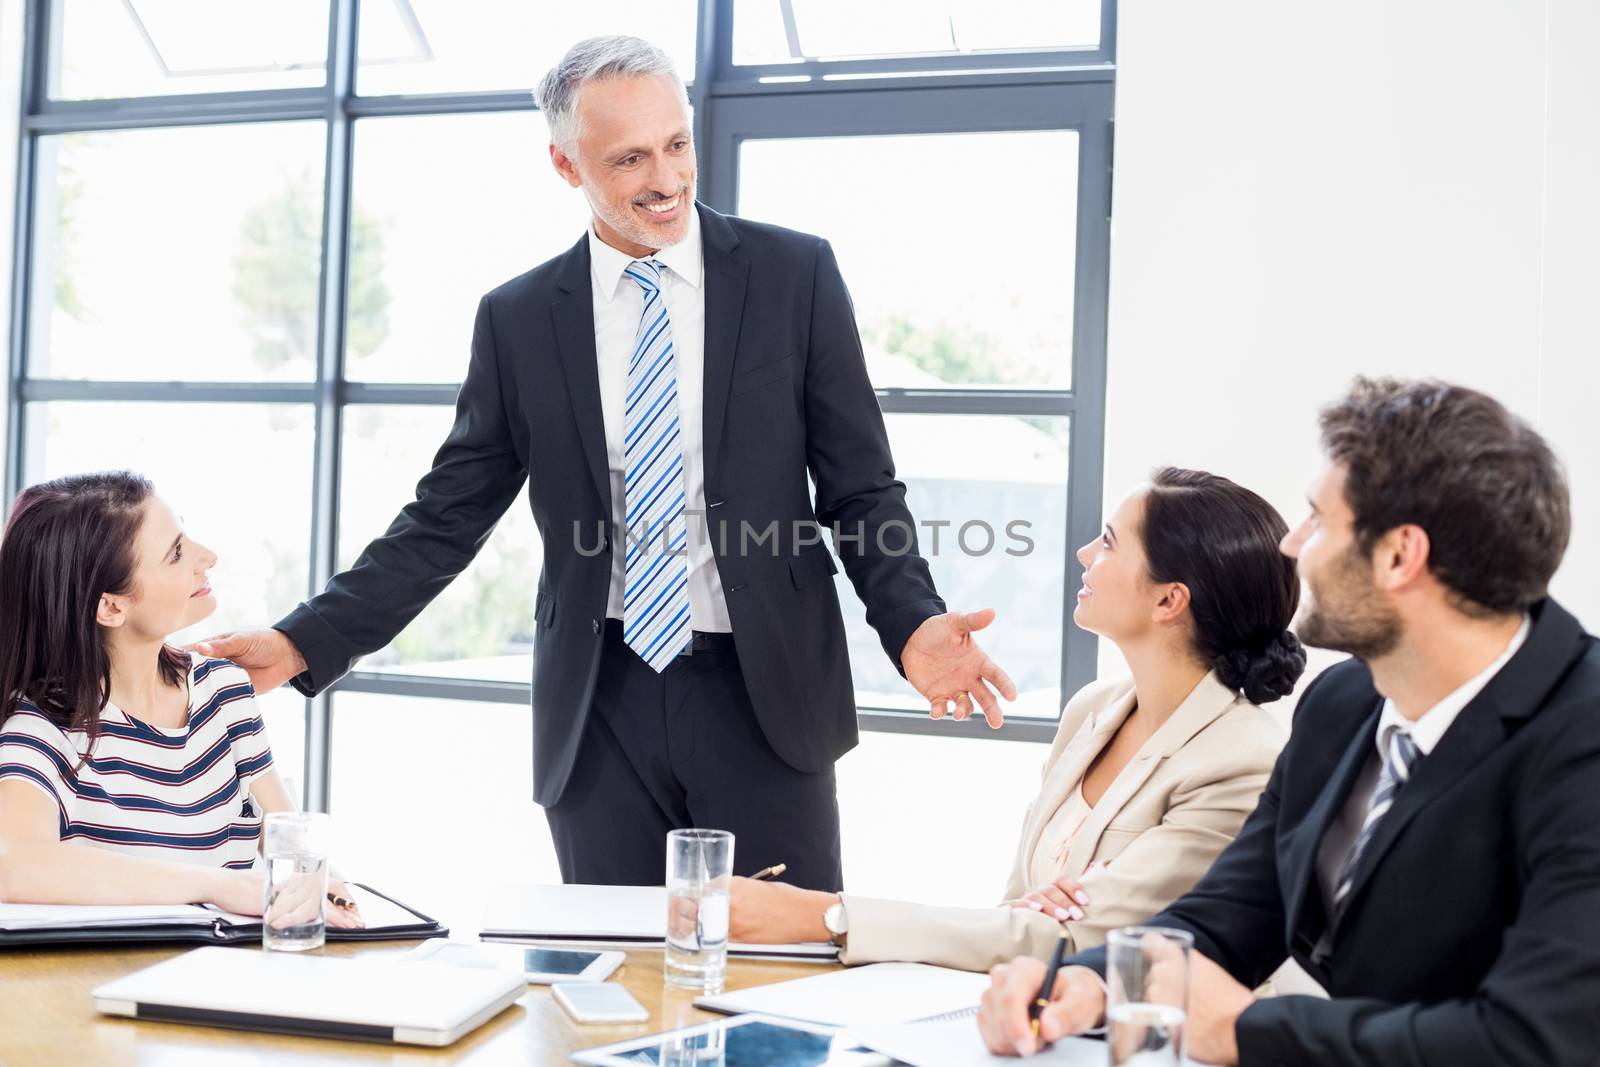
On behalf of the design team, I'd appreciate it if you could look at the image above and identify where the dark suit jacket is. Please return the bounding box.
[1068,597,1600,1066]
[276,204,946,805]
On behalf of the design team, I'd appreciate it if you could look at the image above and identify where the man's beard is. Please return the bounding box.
[1296,543,1403,661]
[591,181,694,250]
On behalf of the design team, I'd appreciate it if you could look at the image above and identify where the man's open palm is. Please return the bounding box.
[902,609,1017,728]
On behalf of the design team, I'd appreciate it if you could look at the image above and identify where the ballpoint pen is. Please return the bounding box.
[1031,935,1070,1037]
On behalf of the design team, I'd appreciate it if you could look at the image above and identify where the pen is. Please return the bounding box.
[750,863,788,881]
[326,892,357,910]
[1030,935,1069,1037]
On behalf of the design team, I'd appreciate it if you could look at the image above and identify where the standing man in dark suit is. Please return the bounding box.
[194,36,1015,892]
[978,377,1600,1065]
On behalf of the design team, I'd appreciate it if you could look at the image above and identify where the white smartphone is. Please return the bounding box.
[406,939,625,984]
[552,982,650,1024]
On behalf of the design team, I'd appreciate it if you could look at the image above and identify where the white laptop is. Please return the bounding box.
[92,946,526,1047]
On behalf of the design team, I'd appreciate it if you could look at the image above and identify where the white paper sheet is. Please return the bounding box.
[0,902,214,931]
[694,962,991,1028]
[851,1016,1106,1067]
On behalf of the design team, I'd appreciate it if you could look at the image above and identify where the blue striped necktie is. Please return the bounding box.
[621,258,692,671]
[1332,726,1421,916]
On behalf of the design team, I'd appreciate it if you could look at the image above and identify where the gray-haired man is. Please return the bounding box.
[196,36,1015,889]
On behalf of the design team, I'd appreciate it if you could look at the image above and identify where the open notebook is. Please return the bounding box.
[480,884,838,961]
[0,883,444,947]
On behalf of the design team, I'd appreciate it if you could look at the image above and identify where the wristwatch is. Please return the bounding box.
[822,895,848,943]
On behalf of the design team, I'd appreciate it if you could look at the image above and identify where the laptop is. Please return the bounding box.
[93,945,526,1047]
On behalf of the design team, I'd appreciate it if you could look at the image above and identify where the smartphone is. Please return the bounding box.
[407,940,625,984]
[552,982,650,1024]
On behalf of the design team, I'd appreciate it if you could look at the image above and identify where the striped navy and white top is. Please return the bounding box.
[0,654,274,870]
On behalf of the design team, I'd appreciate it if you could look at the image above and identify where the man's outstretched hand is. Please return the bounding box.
[902,609,1017,728]
[184,629,308,695]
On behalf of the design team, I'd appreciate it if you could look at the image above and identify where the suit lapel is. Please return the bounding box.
[1330,599,1587,928]
[550,233,611,511]
[1283,698,1382,948]
[1018,684,1134,880]
[697,205,749,485]
[1330,704,1502,928]
[1063,674,1242,878]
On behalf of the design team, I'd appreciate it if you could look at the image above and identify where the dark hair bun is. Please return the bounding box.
[1214,631,1307,705]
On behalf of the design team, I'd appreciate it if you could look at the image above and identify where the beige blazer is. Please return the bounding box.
[839,672,1285,972]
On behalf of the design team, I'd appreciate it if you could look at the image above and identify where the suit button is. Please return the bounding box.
[591,619,601,634]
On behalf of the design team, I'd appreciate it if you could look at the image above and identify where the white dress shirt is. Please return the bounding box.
[1316,614,1532,916]
[587,209,731,632]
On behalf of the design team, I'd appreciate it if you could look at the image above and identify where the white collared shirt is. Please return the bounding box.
[1315,615,1532,916]
[587,209,731,632]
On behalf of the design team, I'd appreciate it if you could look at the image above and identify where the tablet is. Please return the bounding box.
[407,939,624,984]
[571,1013,891,1066]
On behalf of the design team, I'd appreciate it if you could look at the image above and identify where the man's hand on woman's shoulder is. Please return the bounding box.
[184,629,308,694]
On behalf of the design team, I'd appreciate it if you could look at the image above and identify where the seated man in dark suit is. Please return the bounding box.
[976,376,1600,1066]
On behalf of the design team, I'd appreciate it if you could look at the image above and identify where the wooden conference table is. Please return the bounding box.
[0,939,840,1066]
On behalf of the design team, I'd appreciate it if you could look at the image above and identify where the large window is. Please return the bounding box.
[7,0,1113,903]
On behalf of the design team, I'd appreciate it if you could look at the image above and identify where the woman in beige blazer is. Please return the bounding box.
[730,468,1307,972]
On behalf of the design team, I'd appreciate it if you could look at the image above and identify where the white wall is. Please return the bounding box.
[1099,0,1600,684]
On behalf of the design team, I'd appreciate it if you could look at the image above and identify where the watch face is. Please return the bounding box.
[824,903,846,935]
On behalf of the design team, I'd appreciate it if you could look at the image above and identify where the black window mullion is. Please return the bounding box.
[26,88,329,134]
[1061,106,1113,706]
[3,0,47,504]
[304,0,359,813]
[715,51,1111,83]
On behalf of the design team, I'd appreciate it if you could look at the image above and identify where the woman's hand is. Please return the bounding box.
[207,869,267,916]
[1010,875,1090,924]
[325,879,366,930]
[728,876,836,944]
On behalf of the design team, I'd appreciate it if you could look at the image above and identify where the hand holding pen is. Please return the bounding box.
[978,939,1107,1056]
[1030,936,1070,1037]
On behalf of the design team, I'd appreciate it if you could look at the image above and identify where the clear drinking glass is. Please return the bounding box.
[1106,926,1193,1067]
[262,812,329,952]
[657,1024,727,1067]
[664,829,734,991]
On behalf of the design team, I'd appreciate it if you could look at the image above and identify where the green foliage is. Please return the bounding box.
[864,312,1024,389]
[388,532,539,664]
[231,168,392,371]
[52,139,95,324]
[864,313,1068,446]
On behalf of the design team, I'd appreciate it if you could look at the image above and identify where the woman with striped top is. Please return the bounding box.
[0,471,360,925]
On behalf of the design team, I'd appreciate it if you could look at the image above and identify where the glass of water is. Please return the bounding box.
[262,812,329,952]
[1106,926,1192,1066]
[664,828,734,992]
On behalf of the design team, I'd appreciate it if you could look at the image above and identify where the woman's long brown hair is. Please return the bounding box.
[0,472,188,760]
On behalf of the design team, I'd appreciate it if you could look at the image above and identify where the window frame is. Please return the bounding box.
[5,0,1115,809]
